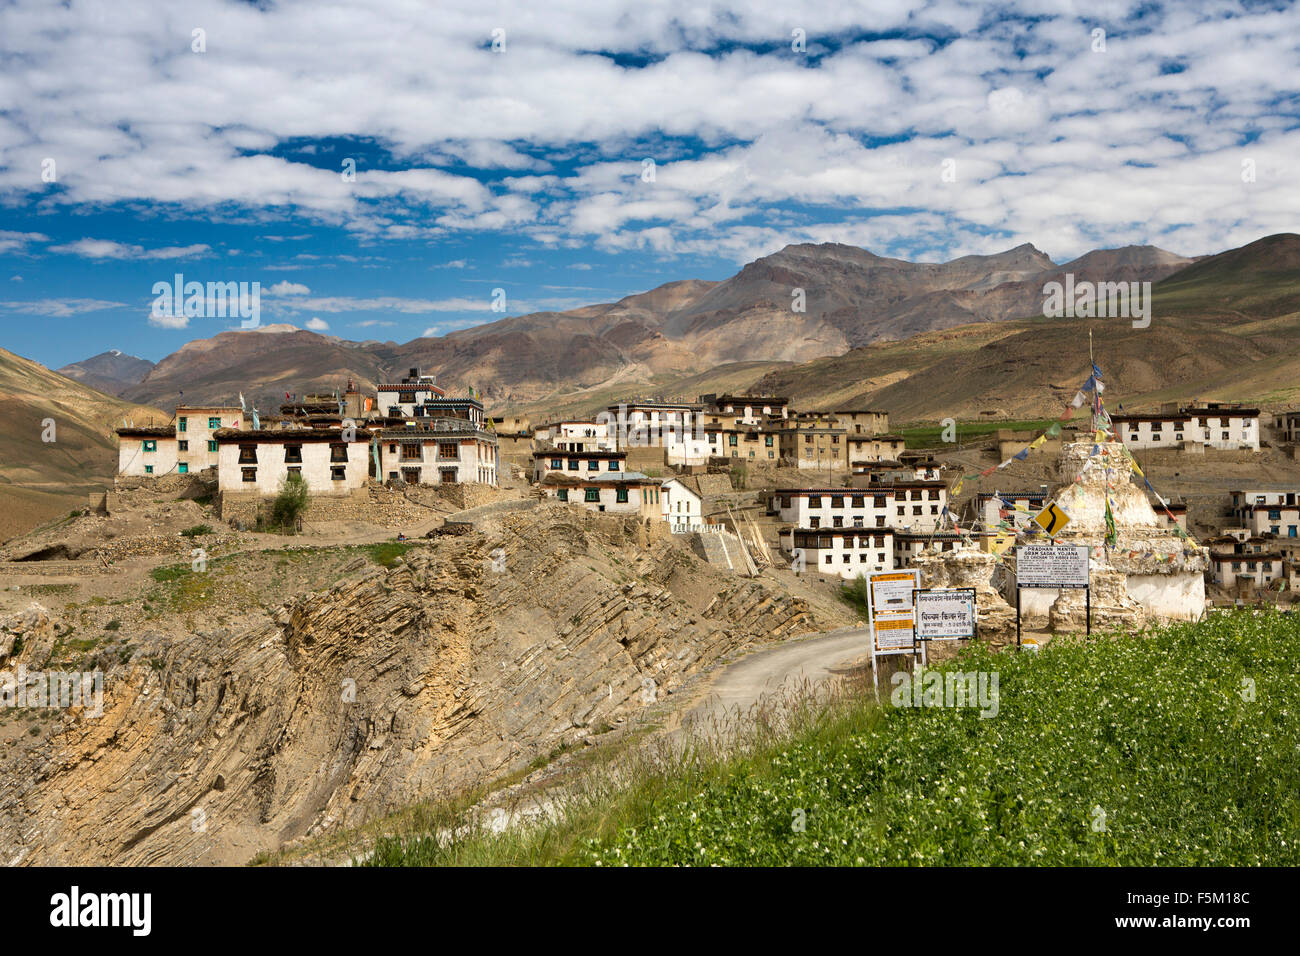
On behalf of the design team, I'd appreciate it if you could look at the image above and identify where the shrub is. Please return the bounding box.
[729,463,748,489]
[268,473,310,532]
[180,524,213,538]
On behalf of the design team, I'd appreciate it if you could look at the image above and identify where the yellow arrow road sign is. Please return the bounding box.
[1033,502,1071,536]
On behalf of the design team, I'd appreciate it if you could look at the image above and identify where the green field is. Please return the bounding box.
[365,611,1300,866]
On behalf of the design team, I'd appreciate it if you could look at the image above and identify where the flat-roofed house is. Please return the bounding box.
[834,409,890,436]
[1229,489,1300,538]
[1113,402,1260,451]
[845,432,906,466]
[705,423,781,463]
[1207,534,1288,588]
[215,426,371,496]
[532,449,627,484]
[1274,409,1300,444]
[376,369,446,419]
[175,405,246,473]
[661,476,706,532]
[894,530,965,567]
[377,418,499,486]
[779,413,848,470]
[700,394,790,424]
[540,471,660,516]
[116,426,179,476]
[534,419,615,452]
[783,528,894,578]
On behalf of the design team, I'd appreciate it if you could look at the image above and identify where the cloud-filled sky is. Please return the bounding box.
[0,0,1297,368]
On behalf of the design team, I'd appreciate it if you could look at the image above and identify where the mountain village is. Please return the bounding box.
[104,364,1300,621]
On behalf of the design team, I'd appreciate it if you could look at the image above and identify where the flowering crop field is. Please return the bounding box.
[367,611,1300,866]
[580,613,1300,866]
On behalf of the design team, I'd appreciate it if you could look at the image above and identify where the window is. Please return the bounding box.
[331,466,346,481]
[242,467,256,482]
[831,496,843,508]
[550,458,562,469]
[178,440,188,451]
[832,516,843,528]
[851,496,864,508]
[329,443,348,463]
[400,444,421,461]
[557,488,568,502]
[810,517,820,529]
[179,418,187,432]
[144,465,153,474]
[1269,510,1281,520]
[765,435,773,447]
[913,506,922,515]
[439,443,459,460]
[285,444,304,463]
[842,554,850,563]
[780,496,792,509]
[585,488,600,503]
[874,496,885,508]
[928,489,939,500]
[616,487,629,504]
[143,440,157,453]
[853,516,864,528]
[390,444,398,454]
[208,417,221,429]
[809,496,822,508]
[824,555,832,565]
[1222,431,1230,440]
[208,440,218,453]
[287,466,301,477]
[567,459,579,471]
[729,434,738,446]
[178,463,188,474]
[768,451,774,459]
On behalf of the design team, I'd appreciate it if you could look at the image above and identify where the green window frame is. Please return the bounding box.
[178,463,188,474]
[208,417,221,429]
[208,440,218,453]
[144,465,153,474]
[616,487,628,503]
[557,488,568,502]
[584,488,600,503]
[178,417,187,432]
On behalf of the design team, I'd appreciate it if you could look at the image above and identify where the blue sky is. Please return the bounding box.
[1,0,1297,369]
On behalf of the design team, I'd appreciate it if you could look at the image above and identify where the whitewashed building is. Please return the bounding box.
[540,471,661,517]
[532,449,627,484]
[377,420,499,486]
[769,481,948,533]
[376,369,445,419]
[116,426,180,477]
[175,406,245,472]
[1113,403,1260,451]
[661,476,705,532]
[784,528,895,578]
[1229,489,1300,538]
[215,427,371,495]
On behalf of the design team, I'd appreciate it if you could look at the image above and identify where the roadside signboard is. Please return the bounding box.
[1016,544,1089,588]
[872,611,916,652]
[1014,544,1092,646]
[869,570,919,613]
[914,588,977,641]
[866,569,922,692]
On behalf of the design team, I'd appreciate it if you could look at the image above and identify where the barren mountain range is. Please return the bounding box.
[85,239,1196,411]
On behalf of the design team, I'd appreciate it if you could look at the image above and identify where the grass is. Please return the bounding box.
[900,417,1056,449]
[366,542,413,568]
[363,611,1300,866]
[180,524,214,538]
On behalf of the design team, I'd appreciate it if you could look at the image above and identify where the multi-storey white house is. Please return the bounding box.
[175,406,246,472]
[660,476,705,532]
[1113,403,1260,451]
[769,481,948,533]
[532,449,627,483]
[375,369,445,419]
[534,419,616,452]
[784,528,894,578]
[1229,489,1300,538]
[215,427,371,495]
[377,419,499,486]
[116,426,180,476]
[1207,531,1288,588]
[539,471,661,517]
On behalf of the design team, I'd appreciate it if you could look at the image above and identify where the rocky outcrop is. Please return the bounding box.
[0,507,816,865]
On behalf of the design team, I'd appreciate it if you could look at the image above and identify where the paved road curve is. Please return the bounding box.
[682,627,873,730]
